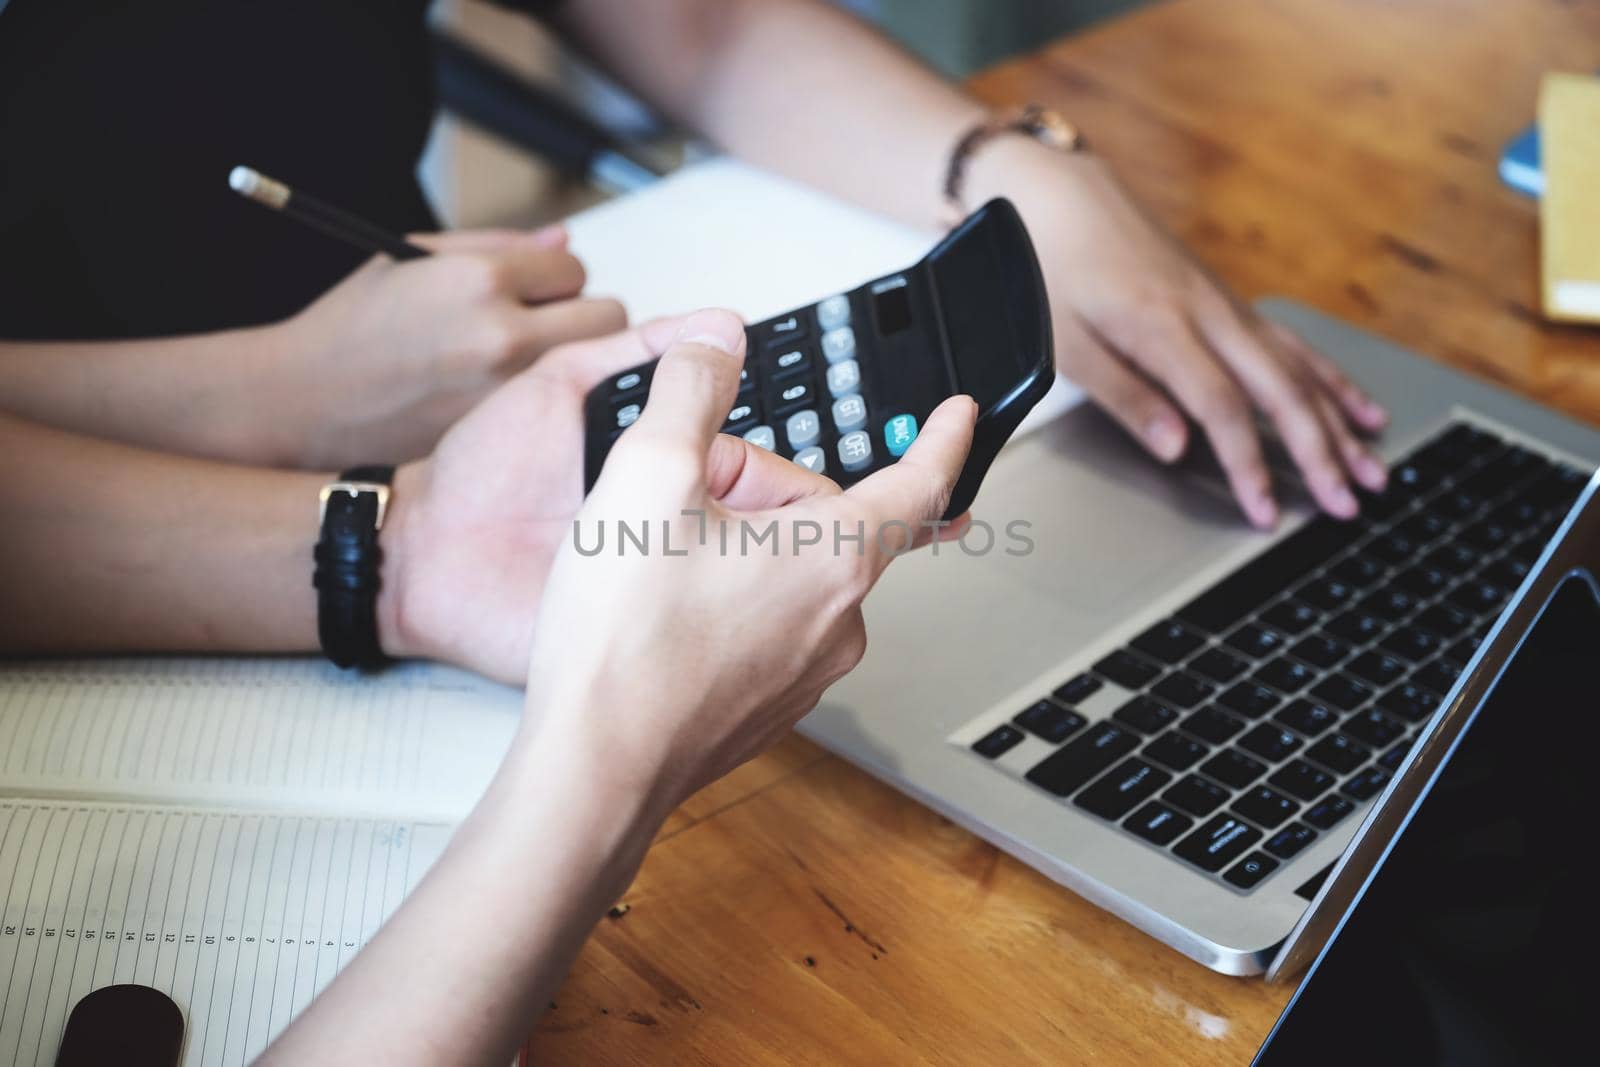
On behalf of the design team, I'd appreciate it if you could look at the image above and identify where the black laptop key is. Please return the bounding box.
[1163,774,1230,817]
[1131,619,1207,664]
[1298,577,1357,612]
[1411,659,1463,695]
[1189,648,1250,684]
[1460,445,1549,500]
[1304,793,1356,829]
[1269,759,1335,801]
[1024,722,1139,797]
[1013,699,1089,744]
[1273,699,1340,737]
[1217,682,1281,719]
[1052,672,1103,706]
[1394,509,1451,547]
[1112,695,1179,734]
[1238,724,1302,763]
[1329,553,1386,589]
[1378,739,1413,772]
[1414,602,1473,639]
[1223,852,1280,890]
[1424,542,1480,577]
[1348,650,1407,688]
[1355,483,1415,522]
[1144,731,1211,772]
[1310,673,1372,711]
[1436,487,1486,520]
[1181,706,1246,744]
[1482,555,1532,590]
[1261,599,1321,635]
[1074,758,1172,820]
[1305,733,1371,775]
[1264,822,1318,860]
[1525,463,1588,512]
[1379,681,1440,722]
[1223,623,1285,660]
[1325,609,1386,644]
[1341,766,1392,801]
[1447,579,1510,615]
[1093,649,1162,690]
[1413,422,1503,466]
[1175,815,1263,873]
[1367,530,1421,566]
[1200,748,1268,789]
[1232,785,1299,829]
[1379,626,1443,662]
[1394,563,1451,598]
[1253,656,1316,694]
[1460,518,1515,552]
[1342,708,1405,748]
[1152,671,1216,709]
[1290,633,1350,670]
[1175,517,1355,633]
[1388,459,1445,498]
[1357,587,1419,622]
[972,724,1024,759]
[1445,636,1481,665]
[1124,801,1194,846]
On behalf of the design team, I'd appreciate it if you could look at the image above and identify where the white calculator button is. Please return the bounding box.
[743,425,776,451]
[825,358,860,398]
[785,410,822,451]
[831,394,867,433]
[821,327,856,364]
[614,371,643,393]
[837,431,874,473]
[615,403,642,429]
[793,446,826,473]
[816,294,851,330]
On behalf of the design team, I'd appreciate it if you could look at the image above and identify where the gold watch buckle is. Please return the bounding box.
[319,481,391,530]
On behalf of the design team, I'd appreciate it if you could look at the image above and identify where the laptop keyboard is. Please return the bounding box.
[965,421,1591,892]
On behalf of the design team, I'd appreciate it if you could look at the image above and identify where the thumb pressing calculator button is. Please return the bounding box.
[838,431,874,473]
[831,394,867,433]
[884,414,919,457]
[821,327,856,363]
[743,425,777,451]
[816,294,852,330]
[785,410,822,451]
[794,446,827,473]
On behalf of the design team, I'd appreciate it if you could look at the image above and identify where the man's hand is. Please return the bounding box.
[972,140,1388,528]
[523,308,978,811]
[373,313,695,685]
[261,226,626,468]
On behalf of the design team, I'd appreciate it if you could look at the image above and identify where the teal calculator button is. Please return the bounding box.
[884,413,919,457]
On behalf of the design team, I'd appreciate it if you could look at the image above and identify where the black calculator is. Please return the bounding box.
[583,198,1055,519]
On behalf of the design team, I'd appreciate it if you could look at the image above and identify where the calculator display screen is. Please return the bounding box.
[929,227,1025,408]
[873,283,914,336]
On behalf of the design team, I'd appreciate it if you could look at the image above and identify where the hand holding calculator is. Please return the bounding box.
[583,198,1055,519]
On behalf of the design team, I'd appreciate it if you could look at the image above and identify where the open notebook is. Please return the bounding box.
[0,657,521,1066]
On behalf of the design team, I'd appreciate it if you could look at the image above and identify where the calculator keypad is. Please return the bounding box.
[592,290,909,484]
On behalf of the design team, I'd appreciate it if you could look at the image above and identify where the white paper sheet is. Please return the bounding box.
[564,157,1084,436]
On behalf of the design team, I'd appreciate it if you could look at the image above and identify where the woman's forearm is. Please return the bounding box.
[257,727,660,1066]
[0,413,323,654]
[0,325,291,465]
[562,0,986,230]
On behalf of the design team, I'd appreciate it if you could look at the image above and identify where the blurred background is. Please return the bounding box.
[421,0,1149,226]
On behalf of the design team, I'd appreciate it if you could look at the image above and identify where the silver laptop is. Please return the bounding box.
[802,298,1600,975]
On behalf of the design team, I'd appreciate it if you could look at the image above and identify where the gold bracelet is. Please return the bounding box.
[942,105,1087,226]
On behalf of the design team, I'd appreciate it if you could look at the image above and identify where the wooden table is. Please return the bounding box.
[529,1,1600,1062]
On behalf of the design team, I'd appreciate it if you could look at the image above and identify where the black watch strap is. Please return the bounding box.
[313,464,395,670]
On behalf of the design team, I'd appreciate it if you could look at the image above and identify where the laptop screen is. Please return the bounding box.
[1254,574,1595,1065]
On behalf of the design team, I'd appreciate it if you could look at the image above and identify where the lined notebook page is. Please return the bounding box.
[0,798,449,1066]
[0,658,523,821]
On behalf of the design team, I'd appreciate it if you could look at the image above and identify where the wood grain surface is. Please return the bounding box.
[528,1,1600,1062]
